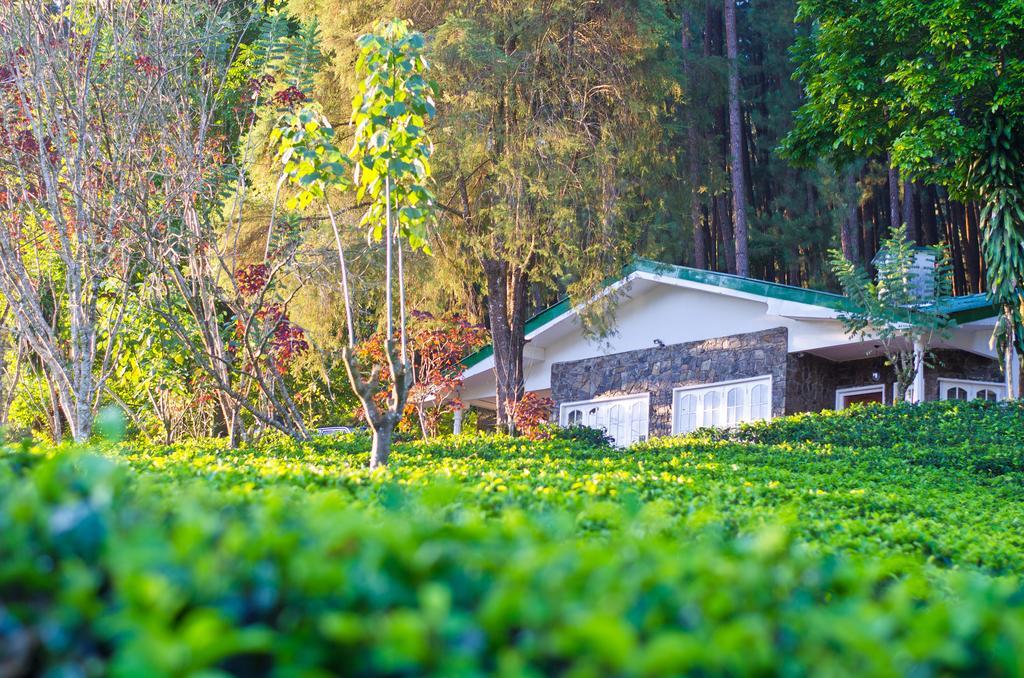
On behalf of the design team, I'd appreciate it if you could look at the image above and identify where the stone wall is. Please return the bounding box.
[785,352,842,413]
[927,349,1004,400]
[786,348,1004,413]
[550,328,788,437]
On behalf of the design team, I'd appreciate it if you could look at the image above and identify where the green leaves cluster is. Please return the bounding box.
[4,401,1024,673]
[830,225,956,398]
[350,19,437,252]
[786,0,1024,183]
[971,115,1024,353]
[831,224,955,333]
[272,107,351,210]
[270,18,437,253]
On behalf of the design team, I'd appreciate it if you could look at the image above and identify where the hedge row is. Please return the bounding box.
[2,401,1023,674]
[111,401,1024,573]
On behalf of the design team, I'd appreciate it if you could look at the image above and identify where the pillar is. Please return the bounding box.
[1009,346,1021,400]
[453,406,465,435]
[912,337,926,403]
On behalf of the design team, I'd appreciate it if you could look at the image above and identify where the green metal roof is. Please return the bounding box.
[934,294,1000,323]
[460,258,999,370]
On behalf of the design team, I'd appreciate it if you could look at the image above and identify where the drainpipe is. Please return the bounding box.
[453,406,465,435]
[912,337,926,403]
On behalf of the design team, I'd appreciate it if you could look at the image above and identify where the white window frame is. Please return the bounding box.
[835,384,885,410]
[671,375,773,435]
[558,393,650,446]
[938,378,1006,402]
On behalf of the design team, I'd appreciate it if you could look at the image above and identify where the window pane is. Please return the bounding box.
[946,387,968,401]
[677,394,697,433]
[629,401,645,444]
[976,389,998,402]
[726,387,745,424]
[702,391,722,427]
[607,404,624,445]
[567,409,582,426]
[750,384,771,420]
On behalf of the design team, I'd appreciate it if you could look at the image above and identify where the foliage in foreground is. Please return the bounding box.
[3,401,1024,675]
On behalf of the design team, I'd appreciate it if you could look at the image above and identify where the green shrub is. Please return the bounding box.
[2,402,1024,674]
[548,423,616,448]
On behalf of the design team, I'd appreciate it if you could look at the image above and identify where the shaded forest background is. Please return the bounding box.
[291,0,987,335]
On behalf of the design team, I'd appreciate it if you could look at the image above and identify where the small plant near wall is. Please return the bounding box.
[829,224,956,402]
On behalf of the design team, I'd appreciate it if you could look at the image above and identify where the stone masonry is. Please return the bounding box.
[550,328,789,437]
[786,348,1004,413]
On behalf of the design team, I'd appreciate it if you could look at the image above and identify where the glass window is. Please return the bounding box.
[559,395,649,447]
[673,376,772,434]
[750,384,771,420]
[676,394,698,433]
[939,380,1006,403]
[726,387,745,425]
[946,387,968,401]
[630,401,646,441]
[607,403,624,445]
[702,391,722,427]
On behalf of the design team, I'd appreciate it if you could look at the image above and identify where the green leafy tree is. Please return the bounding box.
[830,225,955,402]
[970,115,1024,395]
[275,18,437,467]
[785,0,1024,393]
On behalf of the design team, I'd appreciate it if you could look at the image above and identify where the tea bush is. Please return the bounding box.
[2,400,1024,675]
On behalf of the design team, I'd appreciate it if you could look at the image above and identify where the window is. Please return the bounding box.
[672,376,773,434]
[559,394,650,447]
[751,383,771,420]
[676,394,697,434]
[946,386,968,401]
[702,391,722,428]
[726,387,745,425]
[939,379,1006,403]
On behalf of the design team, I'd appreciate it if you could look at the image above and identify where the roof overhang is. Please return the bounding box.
[459,258,1001,379]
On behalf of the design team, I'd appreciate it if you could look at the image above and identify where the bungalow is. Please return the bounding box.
[455,259,1018,445]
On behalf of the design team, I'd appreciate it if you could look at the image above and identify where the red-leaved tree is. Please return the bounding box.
[357,311,488,438]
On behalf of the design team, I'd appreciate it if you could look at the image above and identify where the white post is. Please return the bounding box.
[453,406,465,435]
[912,337,926,403]
[1009,347,1021,400]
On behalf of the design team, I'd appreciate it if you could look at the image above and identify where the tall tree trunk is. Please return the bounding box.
[724,0,749,276]
[887,155,901,232]
[482,257,528,433]
[902,178,917,242]
[45,373,64,442]
[842,169,861,262]
[682,10,706,269]
[922,184,940,245]
[965,203,983,293]
[716,195,736,273]
[702,204,716,271]
[946,197,968,295]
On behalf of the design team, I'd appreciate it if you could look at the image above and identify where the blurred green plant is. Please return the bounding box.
[3,401,1024,673]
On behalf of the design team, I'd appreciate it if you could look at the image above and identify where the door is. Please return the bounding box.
[841,390,884,408]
